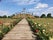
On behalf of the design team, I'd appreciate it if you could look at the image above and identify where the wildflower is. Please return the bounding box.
[44,25,46,26]
[0,21,3,24]
[35,29,39,33]
[35,23,37,24]
[43,29,45,32]
[42,29,46,33]
[38,24,41,26]
[48,23,49,25]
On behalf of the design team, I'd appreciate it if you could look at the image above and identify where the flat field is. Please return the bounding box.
[31,18,53,35]
[0,18,17,27]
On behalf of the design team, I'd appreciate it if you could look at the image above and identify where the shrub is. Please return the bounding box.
[0,31,3,40]
[2,15,7,18]
[27,18,52,40]
[2,26,10,34]
[34,16,39,18]
[0,18,22,40]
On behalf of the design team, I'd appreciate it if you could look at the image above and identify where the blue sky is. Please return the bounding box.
[0,0,53,16]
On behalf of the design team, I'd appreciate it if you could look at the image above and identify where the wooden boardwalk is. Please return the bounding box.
[2,19,35,40]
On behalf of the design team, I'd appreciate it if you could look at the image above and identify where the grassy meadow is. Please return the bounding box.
[0,18,22,40]
[31,18,53,37]
[0,18,17,26]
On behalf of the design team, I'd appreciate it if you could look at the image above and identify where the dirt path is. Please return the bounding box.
[2,18,35,40]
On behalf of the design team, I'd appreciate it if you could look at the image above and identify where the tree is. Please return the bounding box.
[34,16,39,18]
[40,14,46,18]
[8,16,11,18]
[47,13,52,18]
[2,15,7,18]
[0,16,2,18]
[11,14,15,17]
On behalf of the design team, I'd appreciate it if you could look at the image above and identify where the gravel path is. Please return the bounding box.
[2,18,35,40]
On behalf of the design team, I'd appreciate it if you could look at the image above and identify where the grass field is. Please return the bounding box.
[31,18,53,37]
[0,18,17,23]
[32,18,53,27]
[0,18,17,31]
[0,18,22,40]
[0,18,17,26]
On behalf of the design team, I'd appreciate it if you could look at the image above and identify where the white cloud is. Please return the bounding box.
[36,3,48,8]
[42,7,53,16]
[28,7,42,16]
[28,3,53,16]
[12,0,40,5]
[4,0,40,5]
[0,10,10,16]
[28,3,48,12]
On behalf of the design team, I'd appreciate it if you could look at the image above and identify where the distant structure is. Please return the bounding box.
[21,8,26,14]
[15,8,34,17]
[12,8,35,18]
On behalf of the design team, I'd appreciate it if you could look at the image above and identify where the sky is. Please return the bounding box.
[0,0,53,16]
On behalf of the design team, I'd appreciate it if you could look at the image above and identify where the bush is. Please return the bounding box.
[0,31,3,40]
[12,18,22,26]
[2,15,7,18]
[34,16,39,18]
[2,26,10,34]
[8,16,12,18]
[27,18,52,40]
[0,18,22,40]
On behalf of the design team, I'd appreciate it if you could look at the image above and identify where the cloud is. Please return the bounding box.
[7,0,40,5]
[0,10,10,16]
[27,3,53,16]
[42,7,53,16]
[28,3,48,11]
[28,8,43,16]
[36,3,48,8]
[28,7,53,16]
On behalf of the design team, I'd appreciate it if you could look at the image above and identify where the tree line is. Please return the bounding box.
[0,14,15,18]
[0,13,53,18]
[34,13,53,18]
